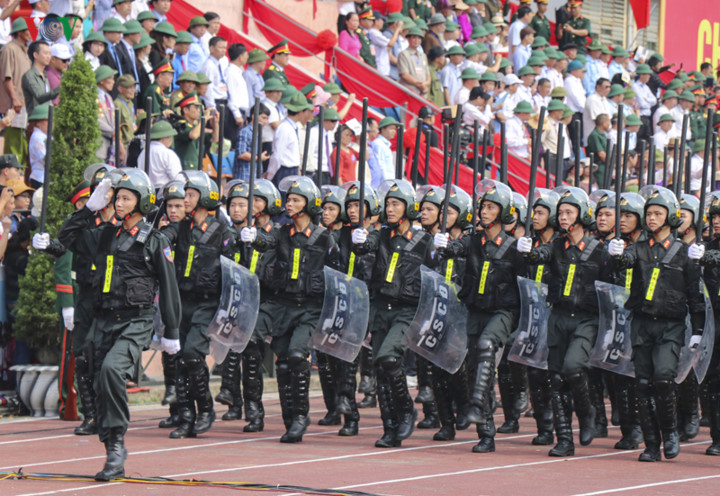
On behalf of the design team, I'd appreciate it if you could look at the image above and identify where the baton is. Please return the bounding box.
[712,132,718,239]
[334,125,342,186]
[449,104,463,185]
[616,104,624,192]
[217,104,226,189]
[588,152,594,195]
[556,122,565,189]
[500,120,508,184]
[247,99,261,226]
[698,110,714,243]
[316,105,324,187]
[662,146,669,187]
[144,96,152,175]
[685,152,692,195]
[672,141,680,195]
[443,123,450,183]
[424,127,431,184]
[395,124,404,179]
[300,111,311,176]
[679,113,689,193]
[621,131,629,192]
[638,139,646,188]
[114,107,121,167]
[603,139,614,190]
[411,116,422,188]
[358,98,368,229]
[525,106,546,232]
[198,115,206,170]
[472,126,481,226]
[648,138,656,186]
[39,104,53,233]
[573,120,581,187]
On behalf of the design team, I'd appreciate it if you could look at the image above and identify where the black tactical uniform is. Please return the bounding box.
[59,169,181,481]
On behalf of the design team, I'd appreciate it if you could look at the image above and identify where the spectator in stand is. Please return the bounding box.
[169,70,196,108]
[139,120,183,185]
[83,31,106,71]
[259,78,284,173]
[507,5,531,59]
[226,43,250,132]
[27,104,49,189]
[653,113,675,151]
[29,0,50,22]
[608,47,629,81]
[339,12,362,59]
[200,36,228,112]
[564,59,585,128]
[331,124,359,184]
[632,63,656,142]
[6,178,33,232]
[454,1,472,43]
[114,74,137,152]
[171,30,193,87]
[263,39,291,85]
[454,67,479,106]
[443,19,461,50]
[244,48,268,110]
[385,13,406,81]
[322,82,355,120]
[337,0,366,34]
[22,40,59,120]
[47,44,70,105]
[357,8,377,67]
[235,103,270,181]
[544,49,566,89]
[652,89,678,133]
[587,113,610,184]
[0,0,18,47]
[111,0,132,22]
[426,46,446,108]
[462,86,493,130]
[517,65,535,104]
[398,27,430,97]
[368,116,398,188]
[369,11,401,77]
[512,26,534,74]
[173,91,217,170]
[149,0,171,22]
[533,77,551,110]
[583,40,604,96]
[267,92,311,184]
[0,19,32,163]
[423,13,445,54]
[134,32,155,95]
[506,100,534,159]
[542,99,572,178]
[137,10,157,34]
[98,18,126,84]
[583,77,612,143]
[201,12,221,54]
[149,21,176,68]
[647,53,669,97]
[187,16,209,73]
[558,0,590,55]
[496,73,523,122]
[94,65,120,163]
[440,45,464,108]
[606,83,625,115]
[119,20,142,86]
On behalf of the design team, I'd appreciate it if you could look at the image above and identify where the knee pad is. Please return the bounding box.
[184,357,205,373]
[550,373,565,391]
[287,351,308,373]
[476,338,495,362]
[377,356,401,374]
[636,377,652,394]
[652,379,674,396]
[276,359,290,377]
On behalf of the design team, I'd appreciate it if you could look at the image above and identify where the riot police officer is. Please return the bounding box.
[58,169,181,481]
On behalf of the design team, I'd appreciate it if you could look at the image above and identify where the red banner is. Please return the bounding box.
[663,0,720,72]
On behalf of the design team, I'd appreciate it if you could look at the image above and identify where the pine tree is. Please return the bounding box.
[15,53,101,352]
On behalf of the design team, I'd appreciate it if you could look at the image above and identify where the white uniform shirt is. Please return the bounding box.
[138,141,183,187]
[268,117,301,178]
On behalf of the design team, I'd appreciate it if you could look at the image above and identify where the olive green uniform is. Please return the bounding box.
[529,14,552,43]
[172,119,211,170]
[142,82,171,115]
[560,16,590,54]
[263,62,290,86]
[358,28,377,68]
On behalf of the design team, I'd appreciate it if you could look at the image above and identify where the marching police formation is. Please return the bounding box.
[28,145,720,481]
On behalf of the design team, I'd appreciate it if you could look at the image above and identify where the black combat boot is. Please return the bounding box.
[316,352,341,426]
[705,382,720,456]
[188,358,215,435]
[242,342,265,433]
[276,361,294,430]
[636,379,661,462]
[496,368,519,434]
[451,361,471,430]
[381,357,417,441]
[74,355,98,435]
[161,351,179,406]
[170,363,196,439]
[548,374,574,457]
[677,375,700,441]
[614,377,642,450]
[472,411,496,453]
[654,379,680,459]
[432,371,456,441]
[95,427,128,481]
[159,403,180,428]
[415,356,435,404]
[588,369,608,438]
[215,350,241,410]
[566,371,596,446]
[282,362,311,443]
[375,374,400,448]
[528,368,554,446]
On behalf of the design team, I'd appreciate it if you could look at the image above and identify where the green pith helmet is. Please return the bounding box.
[183,170,221,210]
[321,185,347,221]
[162,179,186,201]
[532,188,560,229]
[475,179,515,224]
[342,181,381,222]
[384,180,420,221]
[115,168,156,214]
[512,192,528,224]
[84,163,116,189]
[644,186,681,228]
[252,179,284,216]
[446,184,473,229]
[558,186,594,227]
[225,179,249,209]
[285,176,323,216]
[619,192,645,229]
[679,193,700,224]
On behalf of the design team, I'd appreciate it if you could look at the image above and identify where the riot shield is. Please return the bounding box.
[693,282,715,383]
[312,266,370,362]
[508,277,550,370]
[402,266,468,374]
[589,281,635,377]
[675,316,694,384]
[207,257,260,364]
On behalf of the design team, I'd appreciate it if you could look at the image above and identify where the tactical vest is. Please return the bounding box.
[92,222,155,312]
[703,238,720,312]
[547,237,605,312]
[436,234,467,288]
[372,229,431,304]
[235,224,277,298]
[337,226,376,284]
[75,215,115,287]
[272,224,332,299]
[459,233,520,311]
[174,217,224,296]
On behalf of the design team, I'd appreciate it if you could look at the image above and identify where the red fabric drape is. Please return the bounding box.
[247,0,327,57]
[629,0,651,30]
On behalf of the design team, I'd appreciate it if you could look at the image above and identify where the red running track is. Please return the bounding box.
[2,391,720,496]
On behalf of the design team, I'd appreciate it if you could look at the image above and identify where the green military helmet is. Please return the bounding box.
[115,168,156,214]
[644,186,682,228]
[558,186,594,227]
[84,163,116,189]
[446,184,473,229]
[183,170,221,210]
[708,190,720,218]
[475,179,515,224]
[532,188,560,229]
[679,193,700,224]
[162,179,186,201]
[252,179,284,216]
[591,189,616,217]
[321,185,346,221]
[619,192,646,229]
[225,179,249,209]
[342,181,381,222]
[418,184,445,208]
[384,179,420,221]
[280,175,323,216]
[511,192,527,224]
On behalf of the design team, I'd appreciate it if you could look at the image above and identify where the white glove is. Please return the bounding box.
[86,177,112,211]
[61,306,74,331]
[433,232,449,249]
[161,337,181,355]
[351,228,368,245]
[150,334,162,351]
[32,232,50,250]
[689,335,702,349]
[240,226,257,243]
[688,243,705,260]
[517,236,532,253]
[608,238,625,257]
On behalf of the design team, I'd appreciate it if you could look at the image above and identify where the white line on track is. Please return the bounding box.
[567,473,720,495]
[0,426,157,446]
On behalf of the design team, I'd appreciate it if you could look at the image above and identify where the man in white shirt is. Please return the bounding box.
[545,50,567,89]
[542,99,572,179]
[631,63,657,141]
[200,36,228,110]
[369,14,402,77]
[653,113,675,151]
[512,26,534,73]
[440,45,464,107]
[462,87,493,131]
[583,77,612,143]
[497,73,523,122]
[138,120,183,188]
[506,100,534,159]
[368,116,399,188]
[672,90,694,140]
[306,108,339,183]
[689,138,711,194]
[507,6,532,59]
[652,90,678,134]
[533,77,551,111]
[267,93,312,184]
[516,65,535,104]
[259,78,284,171]
[225,43,250,139]
[453,67,479,106]
[564,60,586,114]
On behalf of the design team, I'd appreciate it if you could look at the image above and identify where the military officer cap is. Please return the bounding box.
[67,180,91,205]
[268,39,291,58]
[301,83,317,99]
[178,91,202,108]
[359,7,374,20]
[152,57,175,76]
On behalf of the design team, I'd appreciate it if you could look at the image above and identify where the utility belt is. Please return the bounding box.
[180,290,219,302]
[633,310,685,323]
[97,306,153,321]
[372,297,413,312]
